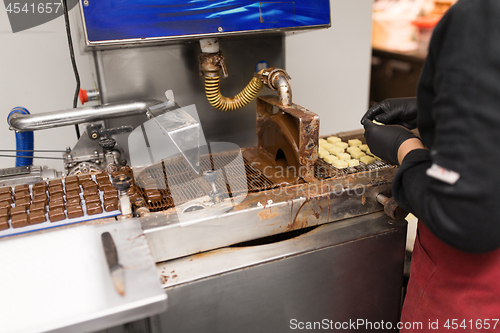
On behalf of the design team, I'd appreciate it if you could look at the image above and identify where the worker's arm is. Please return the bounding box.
[392,0,500,253]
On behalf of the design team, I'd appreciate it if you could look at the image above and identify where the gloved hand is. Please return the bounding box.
[362,119,418,165]
[361,97,418,129]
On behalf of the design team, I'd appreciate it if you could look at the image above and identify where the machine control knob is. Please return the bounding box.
[99,138,117,151]
[113,174,132,192]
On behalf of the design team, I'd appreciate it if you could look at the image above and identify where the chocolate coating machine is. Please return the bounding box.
[0,1,406,332]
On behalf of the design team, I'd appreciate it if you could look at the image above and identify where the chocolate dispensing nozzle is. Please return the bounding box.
[113,174,133,219]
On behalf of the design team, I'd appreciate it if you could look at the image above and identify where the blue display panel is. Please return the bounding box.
[80,0,330,45]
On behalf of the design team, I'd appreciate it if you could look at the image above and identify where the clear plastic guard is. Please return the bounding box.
[129,104,203,174]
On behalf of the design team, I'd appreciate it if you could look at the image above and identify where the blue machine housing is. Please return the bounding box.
[80,0,330,46]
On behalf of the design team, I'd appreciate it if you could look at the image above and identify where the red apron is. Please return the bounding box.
[401,222,500,332]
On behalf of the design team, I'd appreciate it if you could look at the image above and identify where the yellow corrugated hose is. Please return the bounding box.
[205,75,264,111]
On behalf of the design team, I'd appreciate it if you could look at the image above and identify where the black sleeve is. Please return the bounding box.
[393,0,500,253]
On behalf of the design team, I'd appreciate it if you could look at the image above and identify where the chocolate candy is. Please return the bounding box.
[81,181,98,192]
[48,201,65,211]
[14,184,29,194]
[103,190,118,201]
[32,187,47,196]
[0,193,13,205]
[48,208,66,222]
[84,194,101,204]
[77,174,92,182]
[15,197,31,209]
[48,184,64,196]
[65,182,80,193]
[11,206,25,216]
[145,189,162,203]
[13,191,30,201]
[12,213,28,228]
[0,216,9,230]
[0,208,9,219]
[30,202,46,213]
[66,197,81,207]
[64,175,79,185]
[67,205,84,219]
[66,190,81,200]
[0,201,11,212]
[32,193,48,205]
[86,202,103,215]
[50,192,64,204]
[83,187,98,197]
[29,211,46,224]
[0,187,12,196]
[95,172,110,181]
[97,179,112,188]
[103,199,118,212]
[32,182,47,192]
[48,179,63,188]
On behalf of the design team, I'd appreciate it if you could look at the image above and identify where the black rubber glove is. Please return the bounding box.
[362,119,418,165]
[361,97,417,129]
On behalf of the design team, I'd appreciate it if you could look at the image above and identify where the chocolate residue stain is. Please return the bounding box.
[257,210,281,220]
[289,199,310,231]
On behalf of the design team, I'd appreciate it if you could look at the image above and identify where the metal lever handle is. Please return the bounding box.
[376,193,409,221]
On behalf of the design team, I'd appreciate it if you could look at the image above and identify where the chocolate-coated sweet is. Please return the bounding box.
[65,182,80,193]
[14,184,29,194]
[95,172,110,181]
[64,175,79,185]
[48,208,66,222]
[66,190,80,200]
[32,188,47,196]
[0,187,12,196]
[0,208,9,219]
[15,197,31,209]
[48,201,65,211]
[30,202,46,214]
[50,192,64,203]
[67,205,84,219]
[103,189,118,201]
[0,201,11,212]
[84,194,101,204]
[83,187,98,197]
[0,194,13,205]
[11,206,25,216]
[32,182,47,191]
[12,213,28,228]
[29,211,46,224]
[32,193,48,205]
[97,179,112,188]
[81,181,97,191]
[77,174,92,182]
[103,199,118,212]
[48,184,64,196]
[48,179,63,188]
[86,202,102,215]
[145,189,162,203]
[66,197,81,207]
[0,216,9,230]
